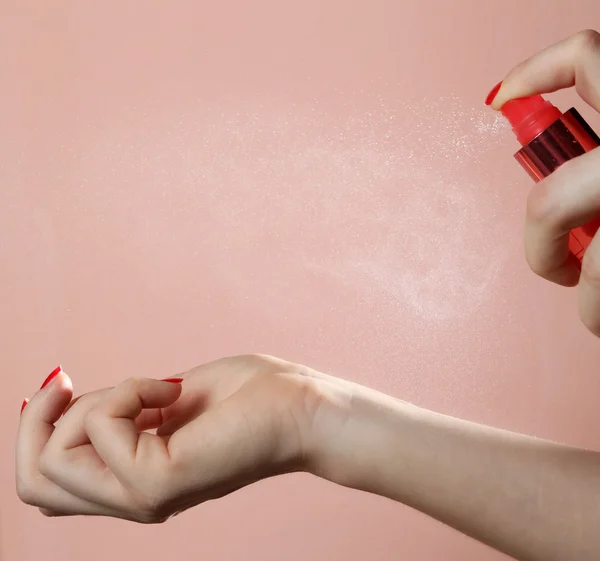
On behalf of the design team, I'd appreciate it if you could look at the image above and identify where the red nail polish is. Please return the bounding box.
[40,366,62,389]
[161,378,183,384]
[20,399,29,414]
[485,81,502,106]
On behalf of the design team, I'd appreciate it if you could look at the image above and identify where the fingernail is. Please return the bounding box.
[20,399,29,414]
[485,81,502,106]
[40,366,62,389]
[161,378,183,384]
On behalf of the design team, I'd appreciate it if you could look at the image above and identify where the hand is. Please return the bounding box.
[16,356,600,560]
[490,29,600,336]
[15,356,354,523]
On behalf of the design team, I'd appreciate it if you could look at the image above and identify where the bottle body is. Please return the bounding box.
[514,108,600,262]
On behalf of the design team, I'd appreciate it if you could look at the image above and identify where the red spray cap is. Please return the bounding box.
[500,95,562,146]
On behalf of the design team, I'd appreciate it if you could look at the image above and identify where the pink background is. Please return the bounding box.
[2,1,600,559]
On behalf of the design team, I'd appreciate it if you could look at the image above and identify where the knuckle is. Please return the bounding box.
[580,253,600,338]
[581,250,600,286]
[575,29,600,53]
[38,449,57,480]
[130,490,169,524]
[238,353,276,372]
[40,508,62,518]
[120,377,142,391]
[125,470,173,524]
[83,406,103,431]
[16,478,39,506]
[65,388,109,413]
[242,353,271,364]
[523,242,552,280]
[526,182,561,227]
[525,253,548,279]
[580,315,600,338]
[252,353,278,367]
[247,353,293,372]
[134,510,168,525]
[579,307,600,338]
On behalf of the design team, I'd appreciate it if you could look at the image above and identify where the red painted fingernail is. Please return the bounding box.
[20,398,29,414]
[485,81,502,106]
[40,366,62,389]
[161,377,183,384]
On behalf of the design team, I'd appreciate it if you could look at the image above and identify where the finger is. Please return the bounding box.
[62,392,163,433]
[578,233,600,336]
[135,408,164,432]
[16,370,114,515]
[524,148,600,284]
[43,393,164,510]
[85,379,182,484]
[492,29,600,111]
[17,369,74,482]
[19,486,120,518]
[156,394,207,437]
[38,505,136,520]
[62,394,84,416]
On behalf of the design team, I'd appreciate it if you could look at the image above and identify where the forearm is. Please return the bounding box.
[314,389,600,561]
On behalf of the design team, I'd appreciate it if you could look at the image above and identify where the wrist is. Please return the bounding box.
[302,379,417,492]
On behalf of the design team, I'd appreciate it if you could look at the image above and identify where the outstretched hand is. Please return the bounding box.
[16,356,351,522]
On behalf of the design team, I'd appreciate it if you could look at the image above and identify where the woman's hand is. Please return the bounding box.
[16,355,600,560]
[15,357,354,523]
[490,29,600,336]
